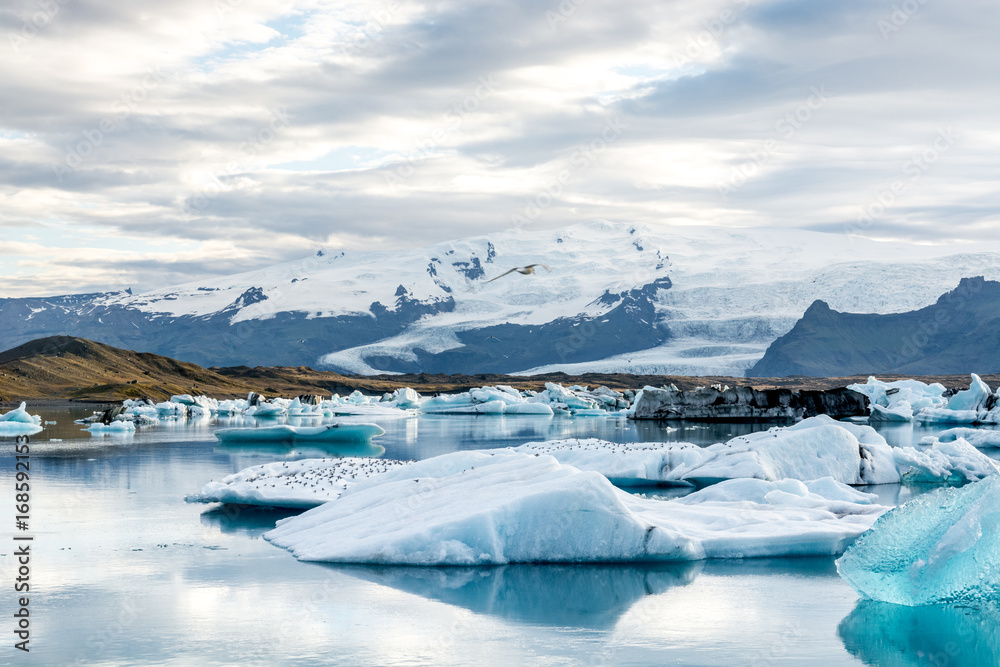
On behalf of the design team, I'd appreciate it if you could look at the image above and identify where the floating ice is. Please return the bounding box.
[892,438,1000,484]
[676,416,900,486]
[0,402,43,435]
[86,421,136,432]
[214,423,385,445]
[836,475,1000,605]
[848,377,947,422]
[186,457,409,508]
[513,438,704,487]
[265,451,885,565]
[921,427,1000,449]
[419,383,620,416]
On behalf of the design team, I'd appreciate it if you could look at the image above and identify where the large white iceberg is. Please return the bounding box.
[186,457,409,508]
[893,438,1000,484]
[849,375,1000,424]
[419,383,620,416]
[265,451,885,565]
[676,416,899,486]
[0,402,43,435]
[836,474,1000,605]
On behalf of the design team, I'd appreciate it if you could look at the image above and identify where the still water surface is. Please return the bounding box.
[2,408,998,666]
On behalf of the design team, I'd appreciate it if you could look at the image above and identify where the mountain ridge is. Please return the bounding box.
[5,221,1000,375]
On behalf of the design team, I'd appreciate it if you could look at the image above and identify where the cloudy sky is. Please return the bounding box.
[1,0,997,296]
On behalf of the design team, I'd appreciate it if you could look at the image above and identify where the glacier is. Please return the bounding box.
[836,475,1000,605]
[7,221,1000,374]
[264,450,885,565]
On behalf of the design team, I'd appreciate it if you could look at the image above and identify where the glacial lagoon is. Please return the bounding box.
[2,408,999,665]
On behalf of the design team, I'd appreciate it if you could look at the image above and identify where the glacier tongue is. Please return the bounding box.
[836,475,1000,606]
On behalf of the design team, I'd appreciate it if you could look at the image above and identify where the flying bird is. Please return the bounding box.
[485,264,551,283]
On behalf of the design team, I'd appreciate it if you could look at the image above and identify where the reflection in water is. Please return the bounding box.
[213,440,386,458]
[324,561,703,630]
[200,504,303,536]
[839,599,1000,666]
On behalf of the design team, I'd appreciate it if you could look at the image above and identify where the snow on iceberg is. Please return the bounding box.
[836,474,1000,605]
[186,457,410,508]
[86,421,136,432]
[0,402,43,435]
[513,439,704,487]
[676,416,900,486]
[214,423,385,445]
[892,438,1000,484]
[921,427,1000,449]
[264,451,885,565]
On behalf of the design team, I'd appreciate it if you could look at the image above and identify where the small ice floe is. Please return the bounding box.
[0,402,43,436]
[214,422,385,445]
[186,457,410,508]
[850,374,1000,425]
[86,421,136,432]
[920,427,1000,449]
[264,450,886,565]
[892,438,1000,484]
[837,474,1000,605]
[419,383,623,416]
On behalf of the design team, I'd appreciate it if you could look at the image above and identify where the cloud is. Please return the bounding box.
[1,0,997,296]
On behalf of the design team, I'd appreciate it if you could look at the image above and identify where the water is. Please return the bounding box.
[2,409,999,665]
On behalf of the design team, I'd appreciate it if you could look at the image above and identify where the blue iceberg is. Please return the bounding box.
[836,475,1000,605]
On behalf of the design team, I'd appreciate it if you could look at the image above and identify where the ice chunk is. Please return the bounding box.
[947,373,992,411]
[186,457,410,508]
[214,423,385,445]
[892,438,1000,484]
[0,402,43,435]
[848,377,947,422]
[914,407,981,424]
[836,475,1000,605]
[676,477,880,516]
[922,427,1000,449]
[85,421,136,432]
[677,416,900,486]
[265,451,885,565]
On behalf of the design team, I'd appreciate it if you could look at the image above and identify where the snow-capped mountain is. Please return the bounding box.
[3,221,1000,375]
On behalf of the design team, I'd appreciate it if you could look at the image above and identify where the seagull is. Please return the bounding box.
[485,264,551,283]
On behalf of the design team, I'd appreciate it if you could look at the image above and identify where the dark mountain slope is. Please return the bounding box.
[748,277,1000,377]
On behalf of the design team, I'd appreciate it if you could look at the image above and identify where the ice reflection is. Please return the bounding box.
[839,599,1000,666]
[325,561,703,630]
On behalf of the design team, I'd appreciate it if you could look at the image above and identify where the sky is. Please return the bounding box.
[1,0,997,297]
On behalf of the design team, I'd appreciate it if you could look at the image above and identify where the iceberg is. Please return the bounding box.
[86,420,136,432]
[836,475,1000,605]
[0,402,43,435]
[265,451,885,565]
[676,416,900,486]
[186,457,409,508]
[893,438,1000,484]
[214,423,385,445]
[513,438,705,487]
[921,427,1000,449]
[419,383,619,416]
[847,377,948,422]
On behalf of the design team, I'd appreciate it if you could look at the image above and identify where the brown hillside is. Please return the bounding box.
[0,336,995,404]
